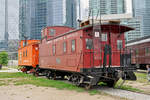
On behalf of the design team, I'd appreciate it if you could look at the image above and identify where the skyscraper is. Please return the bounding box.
[89,0,125,16]
[132,0,150,37]
[19,0,77,40]
[121,17,142,41]
[47,0,77,27]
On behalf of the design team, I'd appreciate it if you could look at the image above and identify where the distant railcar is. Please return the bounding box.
[18,40,40,72]
[126,36,150,70]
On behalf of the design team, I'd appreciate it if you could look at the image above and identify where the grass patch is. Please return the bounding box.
[98,82,107,86]
[115,84,143,93]
[0,82,6,86]
[115,79,144,93]
[135,72,148,83]
[0,72,85,92]
[0,72,31,78]
[88,90,100,95]
[0,80,7,86]
[14,77,84,92]
[0,72,106,96]
[1,67,9,70]
[8,66,20,69]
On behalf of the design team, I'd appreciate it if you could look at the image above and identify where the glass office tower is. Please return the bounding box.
[19,0,77,40]
[132,0,150,37]
[89,0,125,16]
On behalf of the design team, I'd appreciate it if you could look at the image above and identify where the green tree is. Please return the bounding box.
[0,52,9,66]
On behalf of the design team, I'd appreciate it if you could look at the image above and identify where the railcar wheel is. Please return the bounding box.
[46,71,56,80]
[106,79,118,87]
[85,84,92,90]
[51,73,56,80]
[107,81,115,87]
[71,74,81,86]
[33,72,39,77]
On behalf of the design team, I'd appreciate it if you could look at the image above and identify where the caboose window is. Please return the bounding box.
[49,29,56,36]
[71,40,76,52]
[63,42,67,53]
[145,48,150,55]
[26,49,27,57]
[101,34,107,41]
[117,40,122,50]
[86,39,93,49]
[135,49,139,56]
[23,51,25,57]
[52,45,56,55]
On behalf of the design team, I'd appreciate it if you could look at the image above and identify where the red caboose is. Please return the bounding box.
[18,40,40,72]
[38,21,136,88]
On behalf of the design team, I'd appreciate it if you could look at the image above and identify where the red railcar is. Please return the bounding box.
[38,22,136,88]
[126,36,150,69]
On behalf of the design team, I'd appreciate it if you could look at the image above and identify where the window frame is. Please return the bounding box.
[117,40,123,50]
[49,29,56,36]
[63,41,67,53]
[71,39,76,52]
[101,33,107,42]
[145,47,150,55]
[52,44,56,55]
[85,38,93,50]
[26,49,27,57]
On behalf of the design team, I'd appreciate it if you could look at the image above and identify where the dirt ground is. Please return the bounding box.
[125,81,150,94]
[0,85,125,100]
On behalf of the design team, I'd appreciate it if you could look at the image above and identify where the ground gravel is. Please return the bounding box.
[0,85,124,100]
[0,68,20,73]
[97,86,150,100]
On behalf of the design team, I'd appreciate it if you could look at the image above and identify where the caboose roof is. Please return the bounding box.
[80,24,134,33]
[45,24,134,41]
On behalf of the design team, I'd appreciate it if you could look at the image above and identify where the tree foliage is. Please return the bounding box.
[0,52,9,66]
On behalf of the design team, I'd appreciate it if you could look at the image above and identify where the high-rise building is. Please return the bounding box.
[121,17,142,41]
[19,0,47,40]
[47,0,77,28]
[89,0,125,16]
[19,0,77,40]
[132,0,150,37]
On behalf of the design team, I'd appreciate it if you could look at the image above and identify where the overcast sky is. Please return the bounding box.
[0,0,132,40]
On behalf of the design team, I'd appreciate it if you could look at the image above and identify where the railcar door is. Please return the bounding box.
[92,31,103,67]
[83,31,102,68]
[83,38,94,68]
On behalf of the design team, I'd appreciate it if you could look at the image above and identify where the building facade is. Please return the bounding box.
[132,0,150,37]
[89,0,125,16]
[19,0,77,40]
[121,17,142,41]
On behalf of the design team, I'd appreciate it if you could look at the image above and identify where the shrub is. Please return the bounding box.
[0,51,8,66]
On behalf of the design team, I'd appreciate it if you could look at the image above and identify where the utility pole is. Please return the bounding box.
[5,0,9,50]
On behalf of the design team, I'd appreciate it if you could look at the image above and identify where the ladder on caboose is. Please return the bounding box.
[89,9,102,68]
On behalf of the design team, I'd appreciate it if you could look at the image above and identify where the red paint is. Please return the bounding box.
[39,25,132,72]
[127,41,150,65]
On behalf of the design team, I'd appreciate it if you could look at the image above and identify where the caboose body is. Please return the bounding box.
[40,25,127,71]
[18,40,39,71]
[38,23,136,87]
